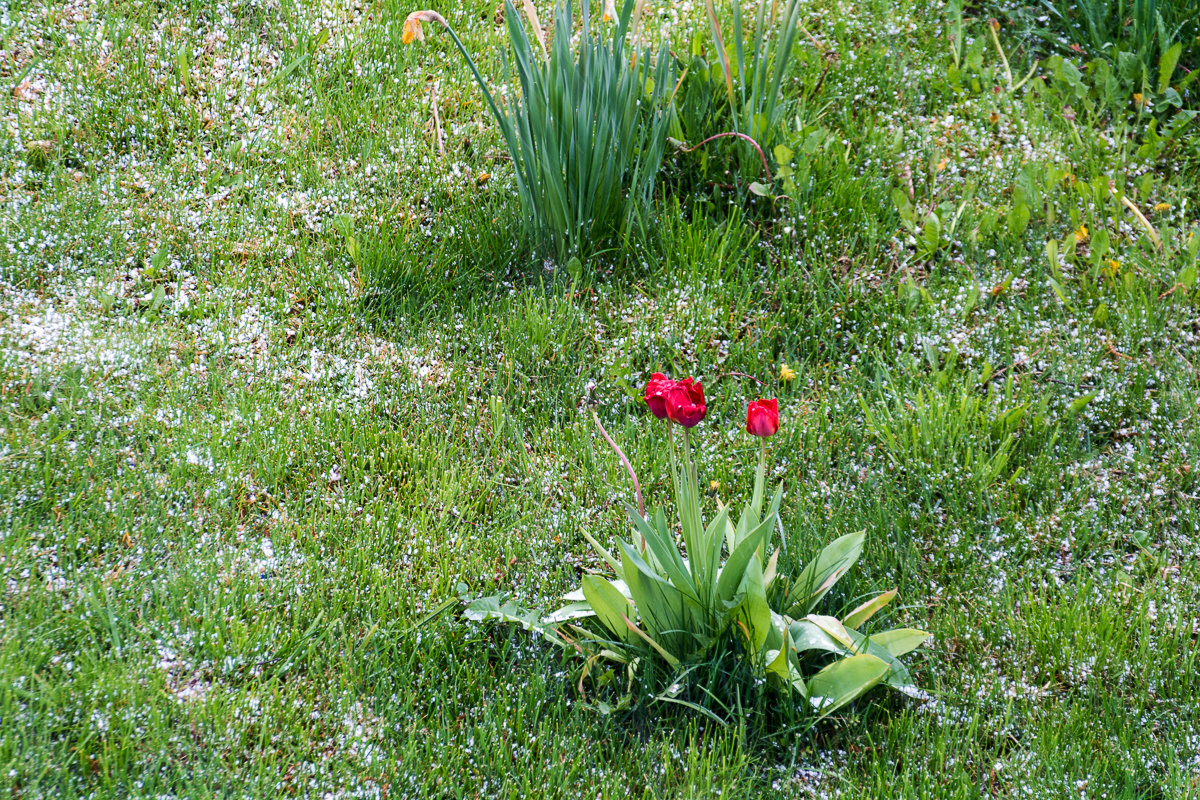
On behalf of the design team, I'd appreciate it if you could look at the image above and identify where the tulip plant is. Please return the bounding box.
[466,375,929,721]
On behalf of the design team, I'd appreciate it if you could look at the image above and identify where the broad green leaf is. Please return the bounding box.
[618,541,698,646]
[892,187,915,227]
[1007,202,1030,237]
[1046,276,1072,310]
[1158,42,1182,94]
[696,506,730,591]
[805,614,855,649]
[843,590,897,629]
[786,531,865,616]
[543,601,595,623]
[737,553,772,652]
[582,575,635,643]
[845,628,915,690]
[1176,262,1196,290]
[806,653,890,718]
[581,530,622,575]
[868,628,931,657]
[787,618,845,655]
[762,548,779,589]
[1066,391,1097,417]
[732,502,758,551]
[716,513,774,603]
[921,213,942,252]
[465,595,569,649]
[723,499,740,552]
[763,646,789,684]
[564,578,630,603]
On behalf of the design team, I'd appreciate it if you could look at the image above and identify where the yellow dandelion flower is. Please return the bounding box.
[1074,224,1089,242]
[1154,202,1170,213]
[709,480,720,491]
[1133,92,1144,106]
[779,363,796,383]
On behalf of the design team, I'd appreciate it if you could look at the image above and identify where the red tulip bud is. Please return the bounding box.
[745,398,779,437]
[643,373,675,419]
[665,378,706,428]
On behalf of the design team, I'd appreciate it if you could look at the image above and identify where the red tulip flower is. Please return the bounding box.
[745,398,779,437]
[643,373,675,419]
[665,378,706,427]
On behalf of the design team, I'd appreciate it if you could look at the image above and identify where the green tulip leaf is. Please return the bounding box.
[867,628,932,658]
[582,575,636,643]
[787,618,846,655]
[623,501,696,598]
[786,531,865,616]
[807,654,891,718]
[843,589,897,629]
[717,512,775,604]
[623,614,680,667]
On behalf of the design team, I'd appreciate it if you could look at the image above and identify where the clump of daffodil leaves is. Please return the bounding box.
[402,0,673,261]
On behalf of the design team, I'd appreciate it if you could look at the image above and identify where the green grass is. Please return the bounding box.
[2,0,1199,796]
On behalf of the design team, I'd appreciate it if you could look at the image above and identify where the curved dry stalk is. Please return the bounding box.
[591,410,645,520]
[1111,183,1163,250]
[669,132,774,182]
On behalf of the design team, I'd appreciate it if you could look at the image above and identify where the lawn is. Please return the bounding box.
[2,0,1199,796]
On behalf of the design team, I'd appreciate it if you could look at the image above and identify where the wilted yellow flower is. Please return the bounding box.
[602,0,617,21]
[402,10,447,44]
[779,363,796,383]
[402,15,422,43]
[1133,92,1145,106]
[709,480,720,491]
[1074,224,1089,242]
[1154,202,1170,213]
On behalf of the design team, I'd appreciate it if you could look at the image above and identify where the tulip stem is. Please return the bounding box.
[752,440,766,517]
[681,426,704,581]
[591,410,644,522]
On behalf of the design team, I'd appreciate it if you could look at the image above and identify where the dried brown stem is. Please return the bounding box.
[591,410,645,520]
